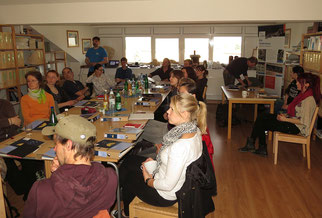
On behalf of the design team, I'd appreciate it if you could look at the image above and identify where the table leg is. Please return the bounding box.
[228,101,232,139]
[254,104,258,121]
[222,91,225,104]
[268,102,274,140]
[44,160,52,178]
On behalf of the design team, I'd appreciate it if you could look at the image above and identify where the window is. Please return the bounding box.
[213,37,242,64]
[184,38,209,62]
[125,37,151,63]
[155,38,179,62]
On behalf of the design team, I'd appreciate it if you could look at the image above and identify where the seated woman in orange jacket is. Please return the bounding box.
[21,71,55,125]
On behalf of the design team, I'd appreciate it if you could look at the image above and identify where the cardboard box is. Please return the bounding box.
[3,32,13,49]
[28,50,43,65]
[0,32,4,49]
[29,38,36,49]
[17,51,24,67]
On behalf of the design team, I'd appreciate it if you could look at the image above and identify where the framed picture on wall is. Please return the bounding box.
[284,29,291,48]
[67,30,79,47]
[82,38,91,54]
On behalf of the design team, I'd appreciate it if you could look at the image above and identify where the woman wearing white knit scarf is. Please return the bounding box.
[116,93,207,218]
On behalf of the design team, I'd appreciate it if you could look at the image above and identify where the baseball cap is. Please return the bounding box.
[42,115,96,144]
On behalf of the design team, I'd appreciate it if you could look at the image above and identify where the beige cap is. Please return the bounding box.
[42,115,96,144]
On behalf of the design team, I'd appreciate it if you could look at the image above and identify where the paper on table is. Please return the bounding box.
[0,145,17,154]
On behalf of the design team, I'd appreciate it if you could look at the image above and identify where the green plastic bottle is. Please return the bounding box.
[144,74,149,90]
[124,79,128,93]
[49,106,58,126]
[116,90,122,111]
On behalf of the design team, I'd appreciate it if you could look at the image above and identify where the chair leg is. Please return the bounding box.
[306,141,311,169]
[312,128,316,141]
[273,136,278,165]
[302,144,306,158]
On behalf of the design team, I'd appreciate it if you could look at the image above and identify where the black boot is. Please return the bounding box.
[252,144,268,156]
[238,137,255,152]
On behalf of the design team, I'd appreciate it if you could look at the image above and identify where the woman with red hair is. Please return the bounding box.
[239,73,321,156]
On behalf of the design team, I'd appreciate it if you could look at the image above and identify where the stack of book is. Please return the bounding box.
[104,127,143,141]
[95,139,134,159]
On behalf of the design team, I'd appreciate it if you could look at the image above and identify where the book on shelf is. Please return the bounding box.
[104,127,143,141]
[95,139,134,159]
[101,114,129,122]
[129,111,154,120]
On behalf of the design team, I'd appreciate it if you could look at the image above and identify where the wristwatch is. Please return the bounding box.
[145,178,152,185]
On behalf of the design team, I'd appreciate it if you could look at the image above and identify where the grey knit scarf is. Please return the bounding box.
[153,121,198,175]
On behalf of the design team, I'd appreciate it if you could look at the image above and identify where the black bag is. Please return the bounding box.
[216,103,240,127]
[130,139,155,156]
[216,103,228,122]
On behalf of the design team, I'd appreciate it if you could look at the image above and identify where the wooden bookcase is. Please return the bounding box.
[300,32,322,73]
[300,32,322,117]
[0,25,46,101]
[45,50,66,73]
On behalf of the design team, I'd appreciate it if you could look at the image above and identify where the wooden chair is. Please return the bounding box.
[93,209,110,218]
[273,107,319,169]
[202,85,208,101]
[0,174,6,218]
[129,197,178,218]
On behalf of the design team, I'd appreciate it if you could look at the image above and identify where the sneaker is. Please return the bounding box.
[35,170,46,181]
[111,209,128,218]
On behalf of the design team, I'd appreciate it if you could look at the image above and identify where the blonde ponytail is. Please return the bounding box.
[197,101,207,134]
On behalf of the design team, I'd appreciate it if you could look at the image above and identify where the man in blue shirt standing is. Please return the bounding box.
[85,36,108,95]
[115,57,133,84]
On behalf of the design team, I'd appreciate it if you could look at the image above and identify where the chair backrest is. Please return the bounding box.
[202,85,207,101]
[308,107,319,136]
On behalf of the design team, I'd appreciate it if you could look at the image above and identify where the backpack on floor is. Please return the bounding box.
[216,103,240,127]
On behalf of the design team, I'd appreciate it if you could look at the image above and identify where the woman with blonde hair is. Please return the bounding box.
[114,93,207,217]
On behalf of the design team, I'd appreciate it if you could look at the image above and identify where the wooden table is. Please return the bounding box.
[0,91,168,175]
[221,86,276,140]
[0,91,169,218]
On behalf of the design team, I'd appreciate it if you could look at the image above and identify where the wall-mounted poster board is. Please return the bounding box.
[257,25,286,97]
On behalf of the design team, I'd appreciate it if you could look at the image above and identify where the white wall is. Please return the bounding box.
[98,24,260,63]
[31,25,98,65]
[285,22,313,49]
[0,0,322,24]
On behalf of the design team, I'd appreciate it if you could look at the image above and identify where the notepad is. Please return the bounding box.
[1,138,44,158]
[42,148,56,160]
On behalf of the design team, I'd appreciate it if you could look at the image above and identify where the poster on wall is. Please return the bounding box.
[258,37,285,64]
[265,76,275,89]
[258,24,285,38]
[258,49,266,62]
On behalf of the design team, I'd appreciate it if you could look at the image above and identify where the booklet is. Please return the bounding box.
[104,127,143,140]
[42,148,56,160]
[4,138,43,158]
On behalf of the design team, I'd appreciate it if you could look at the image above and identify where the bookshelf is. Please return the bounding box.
[45,50,66,72]
[300,32,322,73]
[300,32,322,117]
[0,25,46,101]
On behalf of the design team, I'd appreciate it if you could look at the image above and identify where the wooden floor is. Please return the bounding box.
[5,103,322,217]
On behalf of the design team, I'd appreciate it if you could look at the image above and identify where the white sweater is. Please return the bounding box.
[153,129,202,200]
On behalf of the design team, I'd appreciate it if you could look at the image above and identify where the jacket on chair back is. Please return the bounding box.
[176,141,217,218]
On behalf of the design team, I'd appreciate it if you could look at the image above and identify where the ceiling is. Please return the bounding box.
[0,0,138,5]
